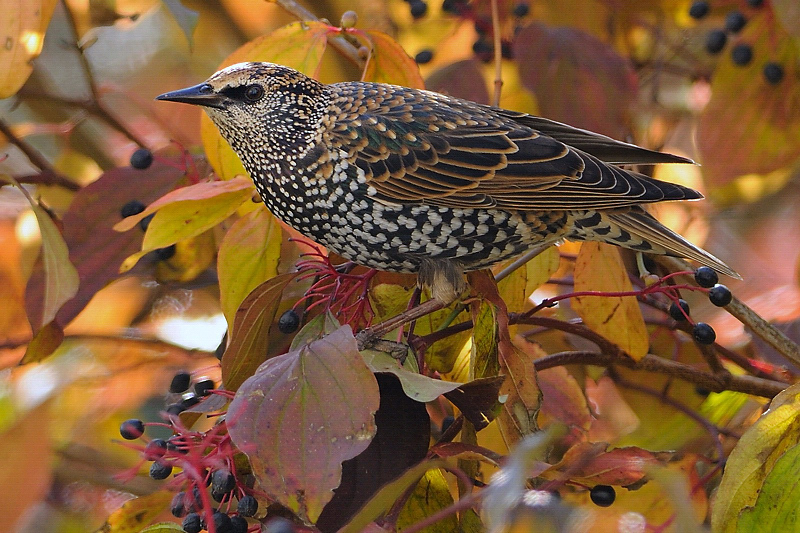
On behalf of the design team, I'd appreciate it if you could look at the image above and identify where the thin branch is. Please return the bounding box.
[273,0,364,68]
[0,119,81,191]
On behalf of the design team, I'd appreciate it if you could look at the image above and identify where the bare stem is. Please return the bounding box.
[490,0,503,106]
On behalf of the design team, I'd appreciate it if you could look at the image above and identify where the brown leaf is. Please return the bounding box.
[425,59,489,104]
[443,376,505,430]
[227,325,380,523]
[514,22,637,139]
[20,320,63,364]
[552,442,659,487]
[221,272,299,392]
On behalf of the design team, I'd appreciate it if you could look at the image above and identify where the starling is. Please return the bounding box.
[157,62,738,304]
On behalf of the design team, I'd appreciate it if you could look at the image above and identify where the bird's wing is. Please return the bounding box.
[329,83,699,210]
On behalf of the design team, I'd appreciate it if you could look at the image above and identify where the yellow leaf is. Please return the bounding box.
[99,491,173,533]
[218,207,283,329]
[572,242,648,360]
[0,0,57,98]
[495,246,559,312]
[201,20,334,179]
[397,469,459,532]
[711,382,800,533]
[364,30,425,88]
[154,230,216,283]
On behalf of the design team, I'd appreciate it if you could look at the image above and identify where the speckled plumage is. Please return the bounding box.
[157,62,737,302]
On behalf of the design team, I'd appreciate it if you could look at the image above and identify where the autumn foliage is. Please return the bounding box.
[3,1,800,533]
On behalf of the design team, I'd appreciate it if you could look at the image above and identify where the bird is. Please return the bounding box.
[157,62,738,306]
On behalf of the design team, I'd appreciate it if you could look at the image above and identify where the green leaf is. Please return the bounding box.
[221,272,299,392]
[712,382,800,533]
[160,0,198,48]
[361,349,462,402]
[218,207,283,329]
[397,469,459,532]
[737,444,800,532]
[100,491,173,533]
[227,325,380,523]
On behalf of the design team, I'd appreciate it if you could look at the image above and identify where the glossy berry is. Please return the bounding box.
[708,284,732,306]
[278,309,301,334]
[473,39,493,62]
[167,436,188,454]
[213,511,234,533]
[590,484,616,507]
[764,62,784,84]
[149,461,173,480]
[165,402,185,415]
[230,515,249,533]
[513,2,530,17]
[410,0,427,18]
[119,419,145,440]
[194,378,215,396]
[415,50,433,64]
[170,492,187,517]
[139,213,154,232]
[180,393,200,409]
[212,469,237,493]
[237,494,259,517]
[731,43,753,66]
[144,438,168,459]
[725,11,747,33]
[182,513,202,533]
[694,266,719,288]
[264,517,297,533]
[747,0,763,7]
[689,1,710,19]
[442,0,463,13]
[130,148,154,169]
[212,486,228,503]
[705,30,727,54]
[669,299,691,321]
[693,322,716,344]
[155,244,176,261]
[170,371,192,393]
[120,200,146,219]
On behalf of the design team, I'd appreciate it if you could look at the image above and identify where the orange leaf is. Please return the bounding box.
[363,30,425,89]
[572,242,649,360]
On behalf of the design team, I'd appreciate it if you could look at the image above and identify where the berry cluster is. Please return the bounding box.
[164,371,216,416]
[690,1,784,84]
[121,192,176,261]
[117,374,261,533]
[665,267,733,345]
[438,0,523,63]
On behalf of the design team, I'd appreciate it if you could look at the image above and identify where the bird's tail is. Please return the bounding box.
[568,207,740,279]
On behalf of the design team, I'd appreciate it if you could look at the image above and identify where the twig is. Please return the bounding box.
[494,244,551,283]
[273,0,364,68]
[0,119,80,191]
[490,0,502,106]
[401,490,483,533]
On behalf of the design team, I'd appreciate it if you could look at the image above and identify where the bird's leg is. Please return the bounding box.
[355,297,447,354]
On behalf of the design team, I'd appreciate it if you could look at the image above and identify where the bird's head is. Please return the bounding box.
[156,62,328,162]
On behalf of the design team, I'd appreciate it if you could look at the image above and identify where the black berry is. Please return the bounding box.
[501,40,513,59]
[120,200,146,219]
[237,494,258,517]
[155,245,176,261]
[212,469,237,493]
[149,461,173,480]
[747,0,763,7]
[180,393,200,409]
[695,386,711,397]
[182,513,202,533]
[693,322,717,345]
[119,419,145,440]
[708,285,732,306]
[764,62,784,84]
[166,403,186,415]
[230,516,249,533]
[442,0,464,14]
[139,213,154,232]
[731,43,753,66]
[170,492,187,517]
[725,11,747,33]
[264,517,296,533]
[705,30,727,54]
[669,299,691,321]
[410,0,427,18]
[278,309,301,334]
[194,378,215,397]
[213,511,234,533]
[144,438,168,459]
[170,371,191,393]
[689,1,710,19]
[212,485,228,503]
[441,415,455,433]
[167,436,188,454]
[694,266,719,288]
[473,39,493,62]
[590,484,616,507]
[130,148,154,169]
[415,49,433,64]
[513,3,530,17]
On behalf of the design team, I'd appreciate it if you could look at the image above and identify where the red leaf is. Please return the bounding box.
[514,22,637,139]
[227,325,380,523]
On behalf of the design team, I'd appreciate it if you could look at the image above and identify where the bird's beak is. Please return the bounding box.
[156,83,227,109]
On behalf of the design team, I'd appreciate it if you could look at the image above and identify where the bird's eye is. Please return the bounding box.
[244,85,264,102]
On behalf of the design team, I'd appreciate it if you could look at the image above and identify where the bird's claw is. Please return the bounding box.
[356,329,408,362]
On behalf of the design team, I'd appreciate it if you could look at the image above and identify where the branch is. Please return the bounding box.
[0,119,80,191]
